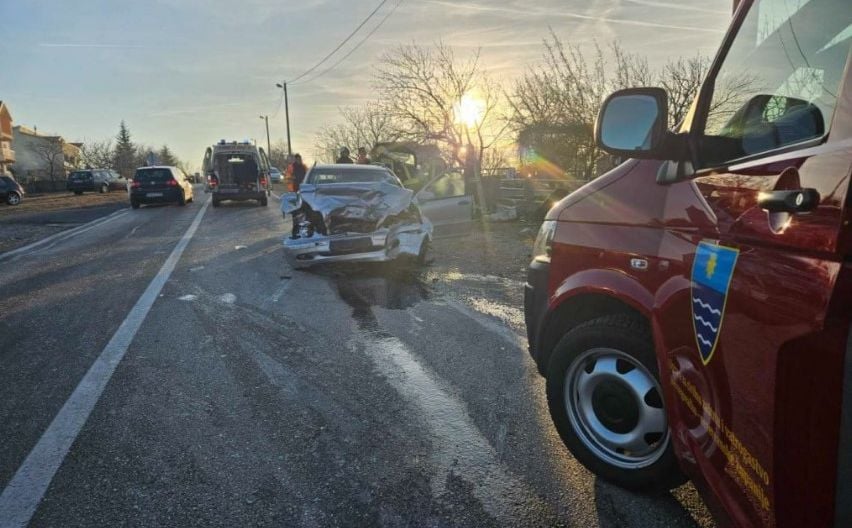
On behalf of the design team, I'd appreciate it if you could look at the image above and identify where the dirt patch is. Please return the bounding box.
[0,190,129,220]
[0,224,68,254]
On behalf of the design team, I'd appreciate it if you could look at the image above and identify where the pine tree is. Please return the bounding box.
[113,121,136,178]
[158,145,178,166]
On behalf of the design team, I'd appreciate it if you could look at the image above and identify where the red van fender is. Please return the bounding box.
[550,268,655,316]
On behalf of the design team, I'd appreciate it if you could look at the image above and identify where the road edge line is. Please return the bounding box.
[0,207,128,263]
[0,197,210,528]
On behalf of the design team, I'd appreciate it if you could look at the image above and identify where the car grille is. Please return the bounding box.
[329,237,374,255]
[328,219,377,235]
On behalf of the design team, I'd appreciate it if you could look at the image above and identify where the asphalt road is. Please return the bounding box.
[0,187,714,527]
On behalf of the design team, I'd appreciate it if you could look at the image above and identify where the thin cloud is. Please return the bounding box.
[39,42,147,48]
[422,0,724,33]
[622,0,730,15]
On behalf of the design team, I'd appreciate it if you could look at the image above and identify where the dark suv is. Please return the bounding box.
[67,169,126,195]
[0,175,24,205]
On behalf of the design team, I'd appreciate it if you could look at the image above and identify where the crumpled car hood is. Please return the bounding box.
[300,182,416,233]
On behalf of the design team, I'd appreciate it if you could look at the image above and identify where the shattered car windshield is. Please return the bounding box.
[307,168,400,185]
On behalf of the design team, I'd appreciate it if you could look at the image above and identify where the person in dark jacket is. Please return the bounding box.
[286,153,308,191]
[336,147,354,164]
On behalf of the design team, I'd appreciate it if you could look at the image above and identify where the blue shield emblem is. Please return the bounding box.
[691,242,739,364]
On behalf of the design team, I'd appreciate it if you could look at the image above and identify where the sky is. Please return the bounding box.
[0,0,732,170]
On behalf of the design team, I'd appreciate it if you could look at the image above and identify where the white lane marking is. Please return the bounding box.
[219,293,236,304]
[178,294,197,301]
[0,208,128,262]
[0,197,210,528]
[352,334,542,522]
[271,280,292,303]
[270,191,281,200]
[444,299,526,350]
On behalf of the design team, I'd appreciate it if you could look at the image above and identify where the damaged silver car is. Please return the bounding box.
[280,165,434,268]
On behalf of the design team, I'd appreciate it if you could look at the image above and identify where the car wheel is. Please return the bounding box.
[100,184,108,194]
[131,200,140,209]
[546,314,686,492]
[74,191,83,195]
[212,198,220,207]
[260,197,268,207]
[178,191,186,206]
[6,191,21,206]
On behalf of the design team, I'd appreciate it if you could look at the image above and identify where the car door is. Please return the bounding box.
[416,171,473,237]
[656,2,851,526]
[0,176,8,200]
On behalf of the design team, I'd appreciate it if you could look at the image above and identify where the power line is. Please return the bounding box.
[292,0,403,86]
[286,0,390,85]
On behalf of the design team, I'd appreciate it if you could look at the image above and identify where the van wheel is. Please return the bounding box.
[212,198,220,207]
[417,239,430,265]
[260,197,268,207]
[131,200,140,209]
[6,191,21,206]
[100,184,108,194]
[178,192,186,206]
[546,314,686,492]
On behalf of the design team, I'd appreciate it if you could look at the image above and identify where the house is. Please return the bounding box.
[0,101,13,177]
[11,126,81,189]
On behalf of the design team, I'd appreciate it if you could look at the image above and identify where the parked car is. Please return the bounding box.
[202,140,270,207]
[269,167,283,183]
[67,169,126,195]
[0,175,24,205]
[280,164,474,268]
[130,166,194,209]
[524,1,851,527]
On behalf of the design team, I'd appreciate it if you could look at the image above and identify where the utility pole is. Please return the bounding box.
[259,115,271,155]
[275,82,292,155]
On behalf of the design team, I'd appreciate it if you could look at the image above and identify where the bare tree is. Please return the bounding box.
[79,139,114,169]
[374,43,508,168]
[33,139,66,182]
[314,101,403,162]
[508,32,710,179]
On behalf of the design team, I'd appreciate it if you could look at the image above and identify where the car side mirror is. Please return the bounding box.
[596,87,672,159]
[281,192,302,214]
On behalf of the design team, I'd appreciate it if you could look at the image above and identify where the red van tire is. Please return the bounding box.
[546,314,686,492]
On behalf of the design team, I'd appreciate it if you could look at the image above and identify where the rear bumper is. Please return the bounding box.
[212,190,265,201]
[67,183,95,192]
[131,188,182,203]
[283,225,430,268]
[524,258,551,373]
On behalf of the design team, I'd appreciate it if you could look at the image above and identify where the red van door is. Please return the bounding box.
[658,1,851,527]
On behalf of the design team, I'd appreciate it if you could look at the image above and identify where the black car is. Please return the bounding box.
[130,166,194,209]
[0,175,24,205]
[67,169,126,195]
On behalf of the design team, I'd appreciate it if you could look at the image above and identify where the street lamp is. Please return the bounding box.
[275,82,292,156]
[258,115,271,155]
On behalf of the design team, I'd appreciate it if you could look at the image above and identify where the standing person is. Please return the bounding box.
[289,154,307,190]
[356,147,371,164]
[287,154,309,238]
[336,147,354,164]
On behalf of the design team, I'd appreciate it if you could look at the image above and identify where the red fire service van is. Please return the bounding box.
[524,1,851,526]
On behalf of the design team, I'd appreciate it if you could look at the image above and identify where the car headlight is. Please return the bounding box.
[532,220,556,261]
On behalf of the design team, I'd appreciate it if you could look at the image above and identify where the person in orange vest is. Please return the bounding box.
[285,154,307,192]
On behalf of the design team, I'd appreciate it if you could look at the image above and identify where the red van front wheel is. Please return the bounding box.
[546,314,686,492]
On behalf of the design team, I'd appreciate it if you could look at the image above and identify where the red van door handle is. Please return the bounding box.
[758,188,819,213]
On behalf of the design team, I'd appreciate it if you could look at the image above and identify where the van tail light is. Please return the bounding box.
[260,177,268,186]
[131,181,141,189]
[167,179,178,187]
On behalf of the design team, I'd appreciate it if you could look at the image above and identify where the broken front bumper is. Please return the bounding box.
[282,223,431,268]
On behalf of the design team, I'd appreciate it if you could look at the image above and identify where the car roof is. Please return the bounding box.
[311,164,390,170]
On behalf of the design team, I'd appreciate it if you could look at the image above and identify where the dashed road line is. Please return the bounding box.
[0,197,210,528]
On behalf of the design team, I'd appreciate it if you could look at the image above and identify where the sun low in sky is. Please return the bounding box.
[0,0,731,167]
